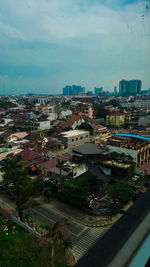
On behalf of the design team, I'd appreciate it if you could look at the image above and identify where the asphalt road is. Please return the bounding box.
[0,194,108,262]
[0,194,88,242]
[27,204,85,241]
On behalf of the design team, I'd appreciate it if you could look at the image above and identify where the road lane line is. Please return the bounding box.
[32,208,77,237]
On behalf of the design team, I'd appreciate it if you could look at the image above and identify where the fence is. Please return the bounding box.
[10,211,41,237]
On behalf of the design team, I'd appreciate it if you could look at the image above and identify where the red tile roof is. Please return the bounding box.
[110,113,125,116]
[60,115,84,130]
[39,153,72,171]
[19,148,41,162]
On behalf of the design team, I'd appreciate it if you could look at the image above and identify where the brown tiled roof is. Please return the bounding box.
[39,153,72,171]
[19,148,42,161]
[110,113,125,116]
[91,123,107,131]
[60,115,84,130]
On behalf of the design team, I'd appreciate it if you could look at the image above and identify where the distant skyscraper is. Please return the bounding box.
[63,85,85,96]
[119,80,142,97]
[87,91,93,96]
[114,86,117,96]
[94,87,103,95]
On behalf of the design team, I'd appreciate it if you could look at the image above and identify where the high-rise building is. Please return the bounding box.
[94,87,103,95]
[63,85,85,96]
[114,86,117,96]
[119,80,142,97]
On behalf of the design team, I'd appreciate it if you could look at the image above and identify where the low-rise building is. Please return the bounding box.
[60,130,90,149]
[72,143,110,161]
[106,113,131,127]
[138,117,150,127]
[59,115,85,131]
[30,119,51,131]
[107,136,149,168]
[106,113,125,127]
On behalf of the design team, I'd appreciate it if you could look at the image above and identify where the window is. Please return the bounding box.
[76,137,78,141]
[86,135,88,138]
[80,136,83,139]
[72,139,74,142]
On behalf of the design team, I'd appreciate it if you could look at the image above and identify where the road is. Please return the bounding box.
[0,194,109,262]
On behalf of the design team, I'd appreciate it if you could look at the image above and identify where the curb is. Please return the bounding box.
[82,222,112,227]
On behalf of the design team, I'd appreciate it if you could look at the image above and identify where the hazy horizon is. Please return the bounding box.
[0,0,150,94]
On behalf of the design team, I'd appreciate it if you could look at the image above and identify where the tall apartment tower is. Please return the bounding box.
[119,80,142,97]
[63,85,85,96]
[114,86,117,96]
[94,87,103,95]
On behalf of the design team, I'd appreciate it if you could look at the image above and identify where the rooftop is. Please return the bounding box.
[39,153,71,171]
[10,132,29,139]
[61,130,89,138]
[72,143,108,155]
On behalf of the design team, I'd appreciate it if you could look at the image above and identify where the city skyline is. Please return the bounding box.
[0,0,150,94]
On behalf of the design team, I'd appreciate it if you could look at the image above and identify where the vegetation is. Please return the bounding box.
[0,100,17,110]
[77,122,94,135]
[9,125,16,131]
[109,181,135,206]
[32,129,49,136]
[46,171,104,208]
[93,103,110,119]
[1,155,43,220]
[111,164,135,179]
[21,98,33,109]
[0,220,71,267]
[56,159,67,186]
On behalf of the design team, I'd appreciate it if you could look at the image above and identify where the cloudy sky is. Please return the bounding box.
[0,0,150,94]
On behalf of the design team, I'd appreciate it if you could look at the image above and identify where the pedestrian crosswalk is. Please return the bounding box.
[72,227,107,262]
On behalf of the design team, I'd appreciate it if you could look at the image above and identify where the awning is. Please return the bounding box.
[31,165,37,171]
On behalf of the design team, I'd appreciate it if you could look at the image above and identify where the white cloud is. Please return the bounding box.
[0,22,27,41]
[0,0,150,92]
[0,0,149,43]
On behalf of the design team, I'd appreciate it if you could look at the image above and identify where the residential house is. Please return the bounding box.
[138,117,150,127]
[60,130,90,149]
[18,147,42,165]
[106,113,125,127]
[91,123,107,135]
[59,115,85,131]
[29,119,51,131]
[38,153,72,178]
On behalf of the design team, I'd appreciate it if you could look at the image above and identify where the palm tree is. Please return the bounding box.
[56,159,67,189]
[1,155,43,220]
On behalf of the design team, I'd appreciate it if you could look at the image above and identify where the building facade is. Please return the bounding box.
[94,87,103,95]
[72,96,100,104]
[63,85,85,96]
[106,113,125,127]
[107,136,149,168]
[30,119,51,131]
[119,80,142,97]
[60,130,90,149]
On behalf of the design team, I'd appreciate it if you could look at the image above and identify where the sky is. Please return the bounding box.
[0,0,150,94]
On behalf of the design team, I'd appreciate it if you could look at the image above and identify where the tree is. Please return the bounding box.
[93,103,110,119]
[9,125,16,131]
[77,122,94,135]
[62,179,89,208]
[109,181,135,206]
[47,128,54,136]
[56,159,67,188]
[1,155,43,220]
[43,186,52,202]
[86,172,104,195]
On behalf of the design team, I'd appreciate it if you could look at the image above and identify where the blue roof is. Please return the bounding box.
[115,134,150,141]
